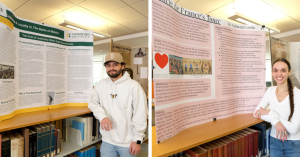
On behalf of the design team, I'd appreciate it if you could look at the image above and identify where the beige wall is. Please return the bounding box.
[130,47,148,97]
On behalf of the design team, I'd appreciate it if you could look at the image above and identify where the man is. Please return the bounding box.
[88,52,148,157]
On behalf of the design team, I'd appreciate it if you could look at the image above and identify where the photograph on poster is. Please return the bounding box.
[169,55,183,74]
[47,91,54,105]
[182,58,212,75]
[134,47,148,57]
[0,64,14,79]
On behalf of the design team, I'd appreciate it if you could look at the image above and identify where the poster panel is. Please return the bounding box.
[153,0,266,142]
[0,3,93,120]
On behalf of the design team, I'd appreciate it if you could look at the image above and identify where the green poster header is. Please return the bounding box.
[6,10,64,39]
[20,32,93,46]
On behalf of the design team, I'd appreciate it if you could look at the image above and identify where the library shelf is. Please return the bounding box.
[0,106,91,132]
[56,138,102,157]
[152,113,263,157]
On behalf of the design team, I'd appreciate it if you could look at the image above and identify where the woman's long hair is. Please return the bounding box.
[272,58,294,121]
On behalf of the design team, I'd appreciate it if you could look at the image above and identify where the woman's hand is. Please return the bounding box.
[275,121,287,142]
[254,107,270,119]
[259,107,270,115]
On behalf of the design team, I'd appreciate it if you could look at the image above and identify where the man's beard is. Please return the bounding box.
[107,68,122,78]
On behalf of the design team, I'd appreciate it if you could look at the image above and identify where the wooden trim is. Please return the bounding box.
[152,113,263,157]
[0,106,91,132]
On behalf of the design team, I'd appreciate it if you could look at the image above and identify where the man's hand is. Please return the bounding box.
[129,141,141,155]
[275,121,287,142]
[100,117,113,131]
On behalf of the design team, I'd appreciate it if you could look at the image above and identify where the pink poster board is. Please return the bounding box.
[153,0,266,143]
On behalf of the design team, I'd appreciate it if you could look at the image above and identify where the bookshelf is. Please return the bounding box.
[0,106,101,156]
[152,113,263,157]
[0,106,91,132]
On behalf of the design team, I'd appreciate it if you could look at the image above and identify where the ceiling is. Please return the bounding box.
[178,0,300,41]
[2,0,300,55]
[0,0,148,41]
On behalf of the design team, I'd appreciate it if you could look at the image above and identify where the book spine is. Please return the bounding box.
[29,133,33,157]
[54,129,57,155]
[37,132,42,157]
[57,129,61,154]
[50,128,55,157]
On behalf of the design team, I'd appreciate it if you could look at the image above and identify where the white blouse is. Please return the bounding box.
[254,86,300,140]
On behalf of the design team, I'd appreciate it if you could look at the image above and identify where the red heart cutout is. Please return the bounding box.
[155,53,168,69]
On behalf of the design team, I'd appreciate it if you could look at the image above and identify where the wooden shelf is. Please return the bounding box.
[152,113,263,157]
[0,106,91,132]
[56,138,102,157]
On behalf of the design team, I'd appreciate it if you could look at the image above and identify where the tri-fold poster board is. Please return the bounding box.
[0,3,93,121]
[152,0,266,143]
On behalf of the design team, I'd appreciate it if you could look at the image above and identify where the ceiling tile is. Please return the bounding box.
[14,3,52,22]
[103,6,143,23]
[131,0,148,17]
[0,0,27,11]
[204,0,232,7]
[122,0,145,4]
[79,0,127,15]
[178,0,218,14]
[27,0,74,15]
[266,15,300,33]
[120,17,148,32]
[67,0,86,4]
[40,12,65,27]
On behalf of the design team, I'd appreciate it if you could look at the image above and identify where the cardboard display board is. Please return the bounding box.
[152,0,266,143]
[0,3,93,121]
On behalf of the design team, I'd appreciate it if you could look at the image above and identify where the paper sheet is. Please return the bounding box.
[140,67,148,79]
[134,58,142,64]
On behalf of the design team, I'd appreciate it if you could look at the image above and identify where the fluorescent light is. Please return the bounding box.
[228,12,280,33]
[234,0,284,23]
[93,33,105,38]
[59,20,111,38]
[66,25,84,31]
[264,28,274,33]
[236,18,255,25]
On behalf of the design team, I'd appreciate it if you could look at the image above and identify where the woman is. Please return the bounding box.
[254,58,300,157]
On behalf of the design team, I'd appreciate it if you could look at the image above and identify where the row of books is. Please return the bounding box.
[0,122,61,157]
[66,142,102,157]
[66,114,101,144]
[168,122,272,157]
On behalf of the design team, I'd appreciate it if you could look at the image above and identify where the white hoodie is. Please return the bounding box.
[88,72,148,147]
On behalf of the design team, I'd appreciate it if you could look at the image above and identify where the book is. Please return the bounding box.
[206,142,219,157]
[29,129,37,157]
[1,133,10,157]
[14,132,24,157]
[38,124,46,157]
[7,133,18,157]
[237,131,250,157]
[244,128,259,157]
[18,128,30,157]
[41,124,51,157]
[47,122,55,157]
[72,120,85,142]
[57,129,61,154]
[31,125,42,157]
[218,138,232,157]
[62,119,66,142]
[224,136,238,157]
[250,123,267,156]
[200,144,213,157]
[211,141,224,157]
[73,116,88,145]
[54,129,57,155]
[228,134,242,157]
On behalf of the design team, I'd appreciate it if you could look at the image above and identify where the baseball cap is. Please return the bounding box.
[104,52,123,64]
